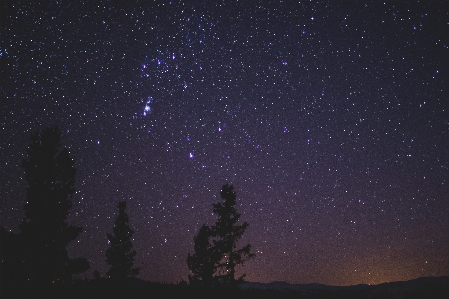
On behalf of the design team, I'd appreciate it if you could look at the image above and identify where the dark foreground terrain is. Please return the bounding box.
[1,276,448,299]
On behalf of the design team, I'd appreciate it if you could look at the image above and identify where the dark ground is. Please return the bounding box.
[2,276,449,299]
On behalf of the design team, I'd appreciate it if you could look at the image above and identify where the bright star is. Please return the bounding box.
[143,97,153,116]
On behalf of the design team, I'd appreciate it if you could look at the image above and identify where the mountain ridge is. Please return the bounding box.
[240,276,449,296]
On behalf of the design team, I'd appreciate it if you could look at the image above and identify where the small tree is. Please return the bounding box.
[106,201,140,279]
[19,126,89,284]
[187,184,255,287]
[212,184,255,286]
[187,224,218,286]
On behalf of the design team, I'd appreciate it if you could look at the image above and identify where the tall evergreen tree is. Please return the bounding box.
[106,201,140,279]
[187,224,218,287]
[211,184,255,286]
[19,126,89,284]
[0,226,27,296]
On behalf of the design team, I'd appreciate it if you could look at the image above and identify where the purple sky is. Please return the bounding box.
[1,1,448,286]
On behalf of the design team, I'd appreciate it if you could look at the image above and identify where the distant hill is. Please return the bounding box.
[2,276,448,298]
[240,276,449,298]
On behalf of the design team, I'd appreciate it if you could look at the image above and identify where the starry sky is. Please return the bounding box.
[1,0,449,286]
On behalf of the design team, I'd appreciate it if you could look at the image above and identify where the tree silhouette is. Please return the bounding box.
[211,184,255,286]
[19,126,89,285]
[0,226,27,296]
[187,224,218,286]
[188,184,255,288]
[106,201,140,280]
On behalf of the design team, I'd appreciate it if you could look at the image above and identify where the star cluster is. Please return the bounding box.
[1,1,448,286]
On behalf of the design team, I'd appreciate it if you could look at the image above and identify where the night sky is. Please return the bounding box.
[1,0,448,286]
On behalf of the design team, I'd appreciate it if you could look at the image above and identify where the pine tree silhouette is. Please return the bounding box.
[212,184,255,286]
[106,201,140,280]
[187,224,218,286]
[19,126,89,285]
[187,184,255,288]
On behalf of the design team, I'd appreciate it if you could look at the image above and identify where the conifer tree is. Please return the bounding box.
[187,224,217,286]
[187,184,254,287]
[212,184,255,285]
[106,201,140,279]
[19,126,89,284]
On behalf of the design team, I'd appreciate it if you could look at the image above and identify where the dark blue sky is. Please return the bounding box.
[1,0,448,286]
